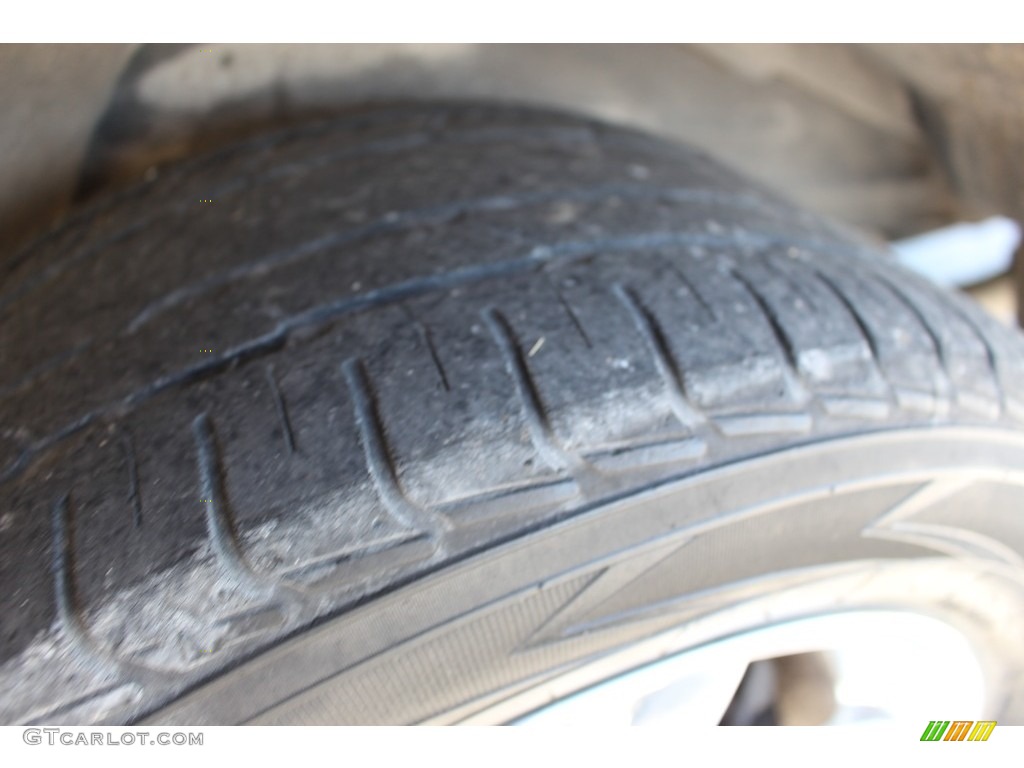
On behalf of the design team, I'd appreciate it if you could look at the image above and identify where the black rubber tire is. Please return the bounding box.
[3,102,1024,725]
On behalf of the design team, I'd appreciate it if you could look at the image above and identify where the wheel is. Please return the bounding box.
[2,102,1024,726]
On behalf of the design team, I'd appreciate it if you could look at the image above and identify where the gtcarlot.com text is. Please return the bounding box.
[23,728,203,746]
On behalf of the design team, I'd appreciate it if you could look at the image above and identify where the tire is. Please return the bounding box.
[2,102,1024,726]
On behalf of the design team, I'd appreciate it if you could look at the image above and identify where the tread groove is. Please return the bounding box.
[191,413,281,591]
[727,267,810,402]
[612,283,708,431]
[937,297,1009,416]
[341,358,452,541]
[867,271,956,400]
[482,307,581,474]
[49,494,162,683]
[50,493,86,653]
[812,269,882,363]
[728,268,801,372]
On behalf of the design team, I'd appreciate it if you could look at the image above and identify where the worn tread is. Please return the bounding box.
[3,102,1024,726]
